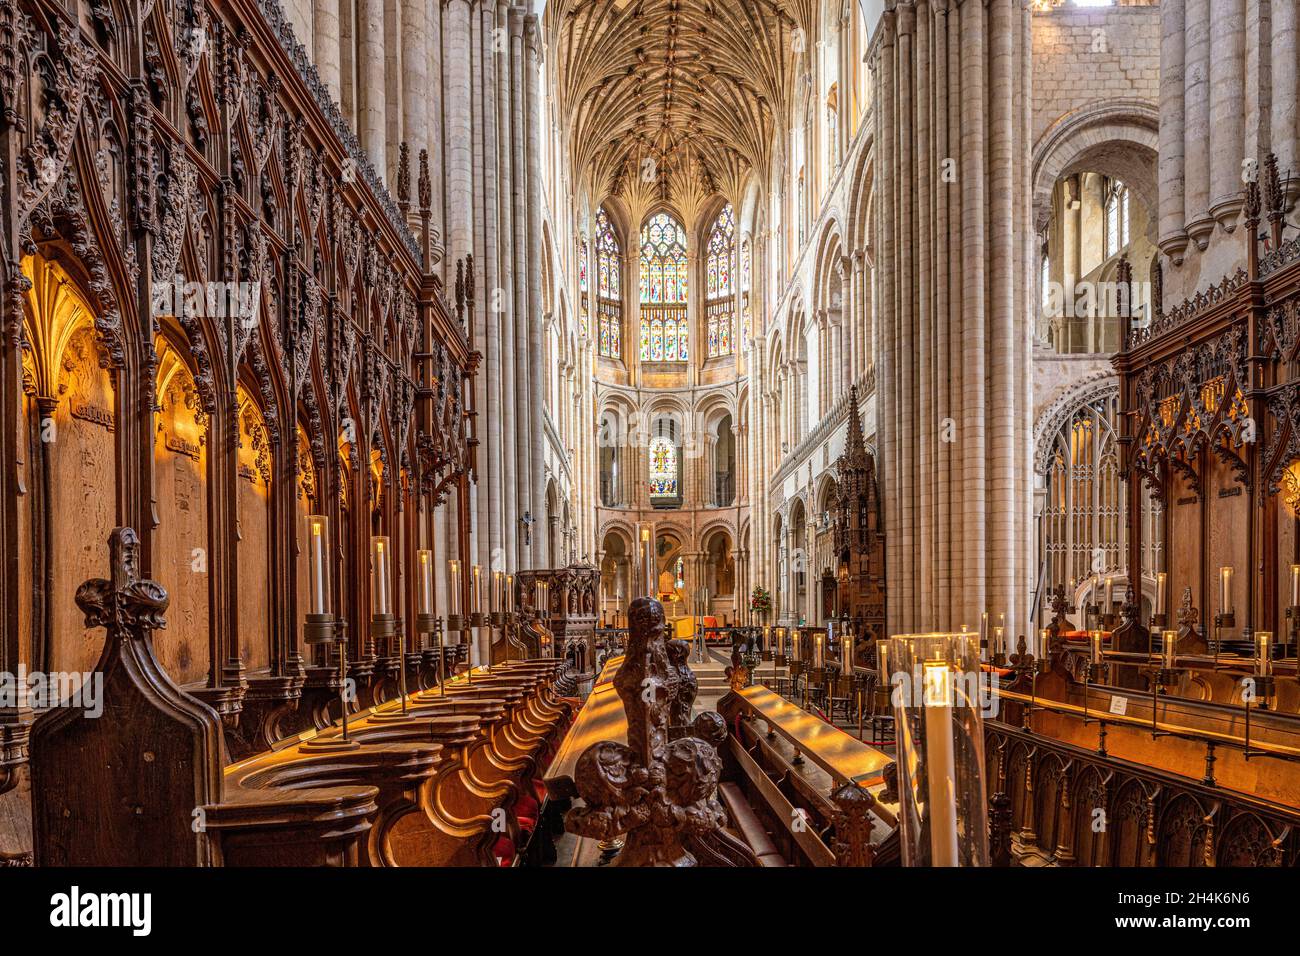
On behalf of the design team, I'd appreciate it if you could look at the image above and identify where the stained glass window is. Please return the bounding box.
[595,206,622,358]
[649,435,678,498]
[639,212,689,362]
[705,204,736,358]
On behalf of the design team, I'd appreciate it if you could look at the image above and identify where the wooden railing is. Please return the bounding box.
[985,719,1300,866]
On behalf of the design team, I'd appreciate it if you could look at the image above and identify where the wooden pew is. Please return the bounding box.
[217,661,574,867]
[717,684,900,866]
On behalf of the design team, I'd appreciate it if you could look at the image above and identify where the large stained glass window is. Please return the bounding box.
[705,204,736,358]
[648,435,678,498]
[595,206,622,358]
[639,212,689,362]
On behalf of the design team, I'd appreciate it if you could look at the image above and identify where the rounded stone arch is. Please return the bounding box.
[694,390,737,433]
[814,471,840,516]
[1032,99,1160,239]
[845,145,875,253]
[643,394,692,439]
[699,516,738,546]
[812,218,847,315]
[540,219,557,318]
[1033,372,1121,476]
[598,517,637,553]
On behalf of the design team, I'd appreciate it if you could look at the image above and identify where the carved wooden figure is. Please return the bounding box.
[565,596,731,866]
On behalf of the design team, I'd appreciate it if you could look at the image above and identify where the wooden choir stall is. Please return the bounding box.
[0,0,577,867]
[984,157,1300,867]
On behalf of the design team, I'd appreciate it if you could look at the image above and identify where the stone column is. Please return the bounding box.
[357,0,387,179]
[1208,0,1246,229]
[1157,0,1188,263]
[1183,0,1212,248]
[313,0,342,107]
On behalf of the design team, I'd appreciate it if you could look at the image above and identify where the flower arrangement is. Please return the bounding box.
[749,585,772,615]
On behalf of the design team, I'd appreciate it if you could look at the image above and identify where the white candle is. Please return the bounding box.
[1104,577,1114,612]
[370,536,391,617]
[640,527,654,597]
[471,564,484,616]
[306,515,329,615]
[1155,571,1166,615]
[1256,631,1273,677]
[763,625,771,651]
[1090,629,1103,666]
[922,660,960,866]
[1219,567,1234,615]
[506,573,515,613]
[416,549,434,616]
[1291,566,1300,607]
[993,627,1004,658]
[1162,629,1177,670]
[814,633,824,668]
[448,559,462,616]
[1038,628,1050,661]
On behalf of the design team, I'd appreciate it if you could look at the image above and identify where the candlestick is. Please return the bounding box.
[1219,566,1234,615]
[492,570,504,616]
[921,659,960,867]
[1256,631,1273,678]
[302,514,335,645]
[416,550,434,617]
[640,525,654,597]
[306,515,329,615]
[448,559,463,617]
[471,564,484,617]
[370,536,392,617]
[1161,629,1177,671]
[886,632,987,866]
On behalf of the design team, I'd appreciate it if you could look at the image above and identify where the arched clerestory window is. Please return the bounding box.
[705,203,736,358]
[595,206,622,358]
[639,212,689,362]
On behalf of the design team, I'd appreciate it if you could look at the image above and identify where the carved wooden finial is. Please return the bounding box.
[75,527,169,634]
[1264,153,1283,221]
[1176,585,1199,629]
[396,141,410,211]
[418,148,431,215]
[830,782,876,867]
[454,257,465,325]
[565,597,733,866]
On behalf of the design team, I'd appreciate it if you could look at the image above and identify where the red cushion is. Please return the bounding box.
[493,835,515,866]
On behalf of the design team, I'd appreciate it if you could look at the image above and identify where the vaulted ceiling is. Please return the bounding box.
[545,0,816,223]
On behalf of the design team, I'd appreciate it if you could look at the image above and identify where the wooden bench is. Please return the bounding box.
[717,684,900,866]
